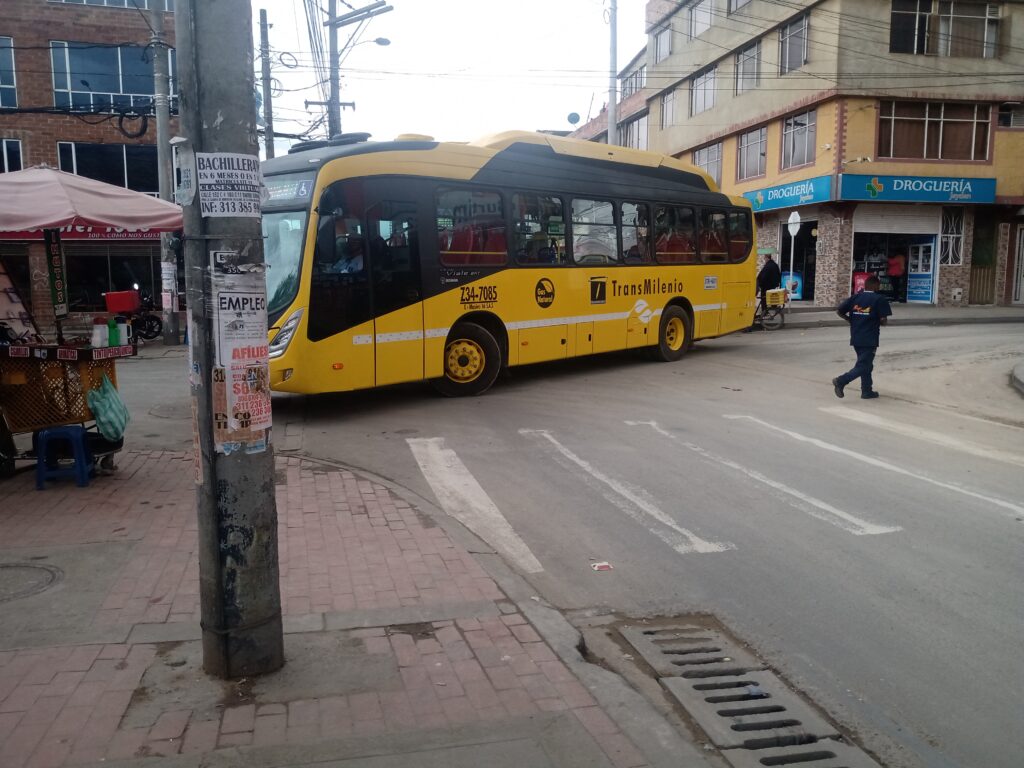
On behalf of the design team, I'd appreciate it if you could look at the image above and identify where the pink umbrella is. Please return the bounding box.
[0,167,182,232]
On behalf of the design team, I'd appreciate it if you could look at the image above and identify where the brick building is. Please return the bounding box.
[574,0,1024,307]
[0,0,177,337]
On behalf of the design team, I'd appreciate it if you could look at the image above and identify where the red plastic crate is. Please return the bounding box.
[103,290,141,314]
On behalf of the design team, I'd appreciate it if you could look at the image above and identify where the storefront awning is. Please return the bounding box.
[0,167,183,233]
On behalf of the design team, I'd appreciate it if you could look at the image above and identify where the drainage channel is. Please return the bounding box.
[615,617,882,768]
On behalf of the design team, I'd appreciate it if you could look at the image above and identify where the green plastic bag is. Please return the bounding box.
[86,374,130,441]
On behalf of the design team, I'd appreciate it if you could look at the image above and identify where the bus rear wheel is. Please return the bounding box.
[650,305,692,362]
[432,323,502,397]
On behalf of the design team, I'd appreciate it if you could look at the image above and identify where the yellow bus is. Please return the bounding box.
[260,130,756,396]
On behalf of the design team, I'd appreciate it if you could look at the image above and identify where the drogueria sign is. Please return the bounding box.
[840,174,996,203]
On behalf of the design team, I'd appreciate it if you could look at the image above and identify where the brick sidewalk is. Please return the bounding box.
[0,453,648,768]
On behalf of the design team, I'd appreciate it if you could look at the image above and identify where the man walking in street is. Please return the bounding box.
[833,274,892,399]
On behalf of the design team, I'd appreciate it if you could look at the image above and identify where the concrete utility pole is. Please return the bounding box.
[150,7,179,345]
[327,0,340,138]
[259,9,276,158]
[607,0,617,146]
[174,0,284,679]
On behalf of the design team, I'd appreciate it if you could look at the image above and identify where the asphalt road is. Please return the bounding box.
[119,323,1024,768]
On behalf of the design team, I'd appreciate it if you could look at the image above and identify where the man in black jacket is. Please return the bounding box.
[748,254,782,330]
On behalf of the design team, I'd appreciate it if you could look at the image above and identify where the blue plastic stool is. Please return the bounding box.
[35,426,94,489]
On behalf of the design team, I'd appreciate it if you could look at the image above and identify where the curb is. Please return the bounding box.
[1012,364,1024,398]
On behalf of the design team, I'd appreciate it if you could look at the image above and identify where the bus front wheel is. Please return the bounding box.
[433,323,502,397]
[650,305,692,362]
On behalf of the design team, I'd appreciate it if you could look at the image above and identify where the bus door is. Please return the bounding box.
[367,200,424,386]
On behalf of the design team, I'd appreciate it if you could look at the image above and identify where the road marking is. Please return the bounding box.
[724,415,1024,517]
[820,406,1024,469]
[626,421,901,536]
[407,437,544,574]
[519,429,733,554]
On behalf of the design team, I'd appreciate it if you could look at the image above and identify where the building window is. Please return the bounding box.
[693,143,722,186]
[57,142,159,193]
[622,114,648,150]
[661,90,675,130]
[51,42,176,113]
[782,109,816,168]
[935,1,1000,58]
[51,0,175,10]
[729,0,752,10]
[690,68,716,116]
[735,41,760,94]
[891,1,1000,58]
[779,15,808,74]
[737,127,767,180]
[939,207,965,266]
[0,37,15,108]
[878,101,990,160]
[655,27,672,62]
[690,0,713,38]
[998,103,1024,127]
[1,139,22,173]
[621,66,646,98]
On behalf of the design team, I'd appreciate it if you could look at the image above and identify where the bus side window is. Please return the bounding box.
[437,188,506,267]
[727,210,752,263]
[621,202,651,264]
[368,201,421,315]
[654,205,697,264]
[571,199,616,265]
[512,193,566,266]
[700,209,729,264]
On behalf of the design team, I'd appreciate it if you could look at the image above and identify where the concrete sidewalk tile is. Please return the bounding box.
[2,722,51,767]
[94,689,133,720]
[463,679,501,710]
[21,695,66,727]
[43,705,91,740]
[95,646,127,662]
[0,710,24,740]
[523,641,557,663]
[439,695,477,724]
[218,730,253,748]
[535,697,569,712]
[1,684,47,713]
[497,688,539,718]
[253,712,287,745]
[24,735,73,768]
[574,706,620,737]
[508,654,541,677]
[348,692,382,721]
[42,671,85,698]
[148,709,191,741]
[285,724,319,744]
[520,673,559,701]
[554,680,596,708]
[105,727,147,760]
[64,742,107,766]
[538,659,575,683]
[286,699,318,729]
[179,719,219,754]
[59,647,103,673]
[509,623,542,644]
[380,691,416,729]
[221,703,256,734]
[592,730,649,768]
[256,703,286,716]
[389,633,420,667]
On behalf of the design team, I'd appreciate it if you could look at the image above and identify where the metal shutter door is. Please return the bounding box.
[853,205,941,234]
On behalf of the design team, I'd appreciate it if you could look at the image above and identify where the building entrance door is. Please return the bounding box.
[907,242,934,303]
[779,219,817,301]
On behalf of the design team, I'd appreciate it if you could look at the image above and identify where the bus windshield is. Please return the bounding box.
[262,210,306,321]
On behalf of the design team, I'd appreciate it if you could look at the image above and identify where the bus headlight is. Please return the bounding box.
[268,308,304,360]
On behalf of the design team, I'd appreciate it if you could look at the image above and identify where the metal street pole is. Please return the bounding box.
[174,0,284,679]
[150,7,179,345]
[259,9,276,159]
[328,0,340,138]
[607,0,617,145]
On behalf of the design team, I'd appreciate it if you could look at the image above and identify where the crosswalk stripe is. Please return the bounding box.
[520,429,734,555]
[407,437,544,574]
[820,406,1024,469]
[724,414,1024,518]
[627,420,901,536]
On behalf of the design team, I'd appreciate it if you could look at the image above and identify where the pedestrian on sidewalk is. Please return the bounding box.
[832,274,892,400]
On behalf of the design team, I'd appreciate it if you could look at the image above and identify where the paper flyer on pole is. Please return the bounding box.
[210,250,271,454]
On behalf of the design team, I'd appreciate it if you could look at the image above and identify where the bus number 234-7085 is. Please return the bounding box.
[460,285,498,305]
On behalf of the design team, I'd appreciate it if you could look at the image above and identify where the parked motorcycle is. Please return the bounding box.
[103,286,163,341]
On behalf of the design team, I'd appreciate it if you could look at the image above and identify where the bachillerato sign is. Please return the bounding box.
[839,174,996,204]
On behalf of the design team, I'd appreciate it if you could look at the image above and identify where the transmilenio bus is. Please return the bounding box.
[260,130,756,396]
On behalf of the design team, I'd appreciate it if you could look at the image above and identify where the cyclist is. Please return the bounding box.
[747,254,782,331]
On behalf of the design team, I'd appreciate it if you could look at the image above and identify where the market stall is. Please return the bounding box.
[0,167,182,480]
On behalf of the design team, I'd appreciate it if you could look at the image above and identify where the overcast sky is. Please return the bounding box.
[257,0,649,151]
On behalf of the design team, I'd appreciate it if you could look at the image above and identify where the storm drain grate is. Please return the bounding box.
[618,620,881,768]
[619,622,765,678]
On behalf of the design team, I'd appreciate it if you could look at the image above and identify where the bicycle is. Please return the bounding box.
[752,288,788,331]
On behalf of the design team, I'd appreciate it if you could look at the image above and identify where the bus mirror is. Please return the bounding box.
[316,214,336,266]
